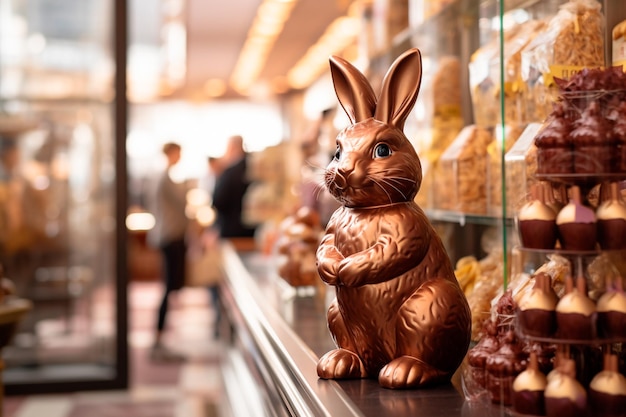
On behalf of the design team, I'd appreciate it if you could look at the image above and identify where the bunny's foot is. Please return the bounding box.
[317,348,367,380]
[378,355,449,389]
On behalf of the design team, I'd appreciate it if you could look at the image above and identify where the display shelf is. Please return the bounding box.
[502,0,546,13]
[219,242,509,417]
[515,326,626,346]
[514,246,625,257]
[426,208,512,227]
[535,173,626,187]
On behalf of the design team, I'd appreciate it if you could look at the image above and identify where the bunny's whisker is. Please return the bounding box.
[382,170,417,183]
[369,177,394,205]
[313,182,327,201]
[385,176,416,186]
[305,159,329,171]
[379,178,408,200]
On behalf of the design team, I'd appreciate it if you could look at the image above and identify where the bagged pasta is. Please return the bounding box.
[413,56,464,209]
[469,25,523,128]
[499,19,547,126]
[613,19,626,69]
[521,0,605,122]
[436,125,494,214]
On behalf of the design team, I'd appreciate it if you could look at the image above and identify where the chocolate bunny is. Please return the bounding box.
[316,48,471,389]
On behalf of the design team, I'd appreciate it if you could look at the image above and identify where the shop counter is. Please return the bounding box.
[218,242,498,417]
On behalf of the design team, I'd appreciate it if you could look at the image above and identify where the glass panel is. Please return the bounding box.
[0,0,123,390]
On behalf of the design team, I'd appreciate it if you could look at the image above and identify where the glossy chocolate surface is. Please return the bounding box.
[316,49,471,389]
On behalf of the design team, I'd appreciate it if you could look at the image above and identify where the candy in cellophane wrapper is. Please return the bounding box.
[488,124,527,217]
[520,0,605,123]
[469,25,521,128]
[499,19,547,126]
[436,125,493,214]
[410,56,464,209]
[504,123,543,218]
[613,19,626,69]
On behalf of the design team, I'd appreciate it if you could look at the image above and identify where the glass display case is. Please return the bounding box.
[470,0,626,414]
[0,0,127,393]
[356,1,626,413]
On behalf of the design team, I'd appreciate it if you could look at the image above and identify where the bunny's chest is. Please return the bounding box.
[330,208,404,255]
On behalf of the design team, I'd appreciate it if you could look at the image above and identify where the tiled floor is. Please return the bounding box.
[4,282,227,417]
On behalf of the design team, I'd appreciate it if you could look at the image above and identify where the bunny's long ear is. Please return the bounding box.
[374,48,422,130]
[329,55,376,125]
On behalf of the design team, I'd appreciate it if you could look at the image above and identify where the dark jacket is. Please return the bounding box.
[212,156,256,238]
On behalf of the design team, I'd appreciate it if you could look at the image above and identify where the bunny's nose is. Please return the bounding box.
[338,158,366,187]
[333,171,347,189]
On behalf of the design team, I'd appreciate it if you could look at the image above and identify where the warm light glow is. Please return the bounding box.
[162,21,186,85]
[196,206,216,227]
[270,76,290,94]
[230,0,297,95]
[203,78,227,97]
[186,188,210,207]
[127,101,284,180]
[126,212,156,231]
[128,2,186,102]
[287,10,361,90]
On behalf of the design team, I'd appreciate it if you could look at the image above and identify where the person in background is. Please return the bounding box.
[199,155,224,338]
[147,142,188,362]
[198,156,222,198]
[212,135,256,239]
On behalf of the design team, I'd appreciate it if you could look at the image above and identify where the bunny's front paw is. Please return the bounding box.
[317,348,367,379]
[378,356,448,389]
[317,246,344,285]
[317,260,340,285]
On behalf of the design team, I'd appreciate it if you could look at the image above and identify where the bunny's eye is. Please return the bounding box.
[374,143,392,158]
[334,146,341,160]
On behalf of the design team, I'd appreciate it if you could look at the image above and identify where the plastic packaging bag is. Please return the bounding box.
[521,0,605,122]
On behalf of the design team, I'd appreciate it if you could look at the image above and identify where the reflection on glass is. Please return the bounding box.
[0,0,121,390]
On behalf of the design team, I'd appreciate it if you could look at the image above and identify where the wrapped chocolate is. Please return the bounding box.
[467,320,500,389]
[570,101,614,175]
[467,292,529,405]
[485,328,528,406]
[535,103,574,175]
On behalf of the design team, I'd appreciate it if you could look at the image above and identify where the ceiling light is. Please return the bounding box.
[286,3,362,90]
[230,0,297,95]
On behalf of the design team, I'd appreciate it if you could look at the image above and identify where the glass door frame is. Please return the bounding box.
[3,0,129,395]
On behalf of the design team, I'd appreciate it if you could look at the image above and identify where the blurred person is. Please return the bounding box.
[147,142,189,362]
[198,156,223,198]
[198,155,224,338]
[212,135,256,239]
